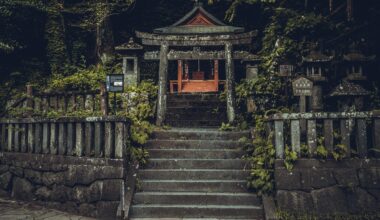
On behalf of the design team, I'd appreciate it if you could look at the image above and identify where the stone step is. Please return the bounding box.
[140,180,247,193]
[145,140,244,149]
[165,120,224,128]
[133,192,261,206]
[130,204,263,219]
[146,159,248,170]
[139,169,249,180]
[148,149,243,159]
[151,129,250,140]
[167,93,221,101]
[166,113,227,121]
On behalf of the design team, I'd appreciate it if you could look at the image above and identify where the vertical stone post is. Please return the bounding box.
[75,123,84,156]
[307,119,317,156]
[26,84,33,117]
[42,123,49,154]
[323,119,334,153]
[290,120,301,155]
[50,123,58,155]
[20,124,27,153]
[14,123,20,152]
[274,121,284,159]
[356,119,367,158]
[311,85,323,111]
[104,122,113,158]
[156,43,169,126]
[100,83,109,116]
[225,42,236,123]
[7,123,13,152]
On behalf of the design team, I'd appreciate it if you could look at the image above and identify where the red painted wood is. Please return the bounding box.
[178,60,183,94]
[186,11,216,26]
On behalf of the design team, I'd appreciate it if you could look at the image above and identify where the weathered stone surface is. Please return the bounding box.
[12,177,34,201]
[42,172,66,186]
[0,171,12,190]
[0,164,8,174]
[9,166,23,177]
[275,169,301,190]
[334,169,359,187]
[301,169,336,190]
[359,168,380,189]
[24,169,43,184]
[0,188,10,197]
[65,165,123,186]
[101,179,121,201]
[276,190,314,212]
[96,201,119,218]
[72,181,102,203]
[51,185,72,202]
[35,186,52,200]
[346,188,379,213]
[311,186,348,213]
[79,203,97,218]
[368,189,380,201]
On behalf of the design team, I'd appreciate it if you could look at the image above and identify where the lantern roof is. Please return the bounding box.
[115,37,143,51]
[303,50,333,63]
[153,3,244,35]
[329,80,370,97]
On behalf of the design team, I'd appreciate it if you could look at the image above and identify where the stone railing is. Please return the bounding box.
[5,84,109,117]
[266,112,380,159]
[0,117,130,159]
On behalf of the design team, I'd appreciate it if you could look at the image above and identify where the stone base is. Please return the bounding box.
[0,152,125,218]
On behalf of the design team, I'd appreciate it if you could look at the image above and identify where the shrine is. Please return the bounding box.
[130,2,259,125]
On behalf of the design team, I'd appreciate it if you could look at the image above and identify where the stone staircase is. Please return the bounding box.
[165,93,227,127]
[130,129,264,219]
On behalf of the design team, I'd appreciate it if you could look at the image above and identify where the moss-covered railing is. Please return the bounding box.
[0,117,130,159]
[266,111,380,159]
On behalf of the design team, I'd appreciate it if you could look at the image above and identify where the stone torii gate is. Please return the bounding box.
[135,2,258,126]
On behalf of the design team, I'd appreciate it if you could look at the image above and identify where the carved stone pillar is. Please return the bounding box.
[156,43,169,126]
[225,42,236,123]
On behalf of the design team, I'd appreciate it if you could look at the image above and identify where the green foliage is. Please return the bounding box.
[276,210,380,220]
[47,65,107,92]
[284,147,297,171]
[332,144,347,161]
[316,137,328,159]
[244,115,275,195]
[219,122,235,131]
[128,146,150,166]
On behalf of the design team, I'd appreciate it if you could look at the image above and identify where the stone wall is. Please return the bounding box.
[0,152,125,218]
[274,159,380,216]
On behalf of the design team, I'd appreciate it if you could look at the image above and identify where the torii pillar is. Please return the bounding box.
[156,43,169,126]
[225,42,236,123]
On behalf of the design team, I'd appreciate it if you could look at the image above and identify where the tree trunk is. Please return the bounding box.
[44,0,70,75]
[95,3,115,65]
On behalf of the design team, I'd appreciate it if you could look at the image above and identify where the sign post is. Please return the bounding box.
[292,77,313,134]
[106,74,125,115]
[292,77,313,113]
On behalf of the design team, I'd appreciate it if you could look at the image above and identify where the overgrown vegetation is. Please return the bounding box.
[275,210,380,220]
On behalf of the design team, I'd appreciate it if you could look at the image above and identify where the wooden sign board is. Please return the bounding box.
[292,77,313,96]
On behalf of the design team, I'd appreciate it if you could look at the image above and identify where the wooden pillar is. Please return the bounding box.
[26,84,33,117]
[214,60,219,91]
[178,60,183,94]
[100,83,109,116]
[156,43,169,126]
[225,42,236,123]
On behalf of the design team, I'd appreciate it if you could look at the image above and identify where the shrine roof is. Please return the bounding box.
[153,3,244,35]
[329,80,370,97]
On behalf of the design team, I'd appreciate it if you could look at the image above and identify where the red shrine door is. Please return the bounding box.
[170,60,225,93]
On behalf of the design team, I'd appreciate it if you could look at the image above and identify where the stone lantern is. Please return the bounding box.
[329,80,370,111]
[342,43,375,81]
[115,37,144,86]
[302,48,333,111]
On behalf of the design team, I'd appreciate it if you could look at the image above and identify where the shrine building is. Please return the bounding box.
[116,2,260,126]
